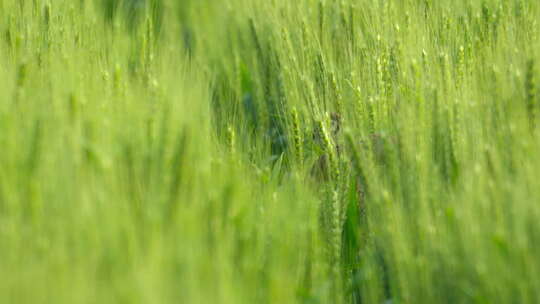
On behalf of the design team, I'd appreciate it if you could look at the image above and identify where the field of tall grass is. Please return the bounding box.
[1,0,539,303]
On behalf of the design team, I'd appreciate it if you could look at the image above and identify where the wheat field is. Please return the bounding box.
[1,0,539,303]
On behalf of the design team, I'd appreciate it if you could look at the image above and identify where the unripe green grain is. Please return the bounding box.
[439,51,450,90]
[457,45,465,84]
[352,84,363,119]
[291,107,303,166]
[144,16,154,67]
[422,49,429,66]
[525,59,537,129]
[330,189,342,267]
[376,56,385,96]
[318,113,340,181]
[226,124,236,155]
[330,71,343,112]
[301,19,310,53]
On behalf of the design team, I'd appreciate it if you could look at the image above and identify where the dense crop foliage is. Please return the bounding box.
[1,0,540,303]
